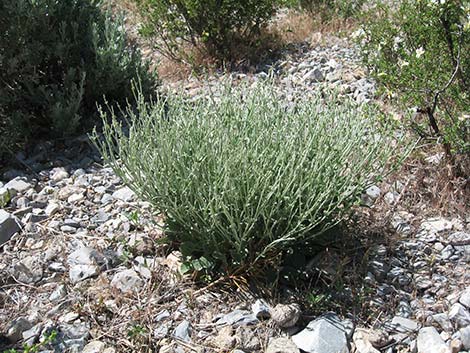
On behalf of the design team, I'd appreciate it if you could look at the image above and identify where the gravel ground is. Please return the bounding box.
[1,31,469,353]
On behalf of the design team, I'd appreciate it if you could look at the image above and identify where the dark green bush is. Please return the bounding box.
[359,0,470,166]
[94,82,404,276]
[0,0,158,158]
[134,0,281,61]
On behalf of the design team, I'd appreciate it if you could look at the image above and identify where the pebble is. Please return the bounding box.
[252,299,271,319]
[173,320,191,342]
[421,218,453,233]
[270,304,301,328]
[110,269,144,293]
[460,326,470,350]
[235,326,260,351]
[5,317,33,342]
[266,337,300,353]
[432,313,453,332]
[4,177,32,195]
[216,309,259,326]
[292,313,349,353]
[0,209,21,245]
[12,255,43,284]
[353,328,380,353]
[390,316,419,333]
[449,303,470,328]
[211,326,236,351]
[112,186,135,202]
[460,289,470,309]
[417,327,450,353]
[82,340,106,353]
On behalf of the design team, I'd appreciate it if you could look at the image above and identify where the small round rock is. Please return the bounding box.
[270,303,301,328]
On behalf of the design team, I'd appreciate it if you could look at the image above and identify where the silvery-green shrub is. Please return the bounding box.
[94,83,405,274]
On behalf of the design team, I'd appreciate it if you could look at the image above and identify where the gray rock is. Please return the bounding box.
[432,313,453,332]
[421,218,452,233]
[252,299,270,319]
[63,218,81,228]
[45,202,60,216]
[112,187,135,202]
[216,309,259,326]
[449,303,470,328]
[271,304,301,328]
[61,322,90,350]
[82,340,106,353]
[384,191,399,205]
[235,326,260,351]
[67,247,103,283]
[173,320,191,342]
[460,326,470,350]
[12,255,43,284]
[69,264,100,283]
[22,323,43,346]
[292,313,349,353]
[448,231,470,245]
[0,209,21,245]
[366,185,381,200]
[414,275,432,290]
[440,245,454,260]
[211,326,236,351]
[50,167,69,182]
[266,337,300,353]
[110,269,144,293]
[16,196,31,209]
[369,261,388,281]
[302,68,324,83]
[5,317,33,342]
[460,289,470,309]
[91,210,109,224]
[396,301,413,318]
[101,193,114,204]
[416,327,450,353]
[4,177,31,195]
[154,322,171,340]
[390,316,419,333]
[49,284,67,301]
[68,247,103,265]
[341,318,355,339]
[74,175,90,187]
[61,225,77,233]
[62,322,90,339]
[353,328,380,353]
[23,213,48,224]
[364,329,391,349]
[154,309,171,322]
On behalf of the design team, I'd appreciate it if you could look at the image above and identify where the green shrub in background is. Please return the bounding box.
[0,0,158,158]
[134,0,280,61]
[359,0,470,170]
[94,82,404,276]
[293,0,366,19]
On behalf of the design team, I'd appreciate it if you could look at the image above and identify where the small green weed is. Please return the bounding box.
[4,330,57,353]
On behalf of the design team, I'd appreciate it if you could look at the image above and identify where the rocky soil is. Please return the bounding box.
[1,31,469,353]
